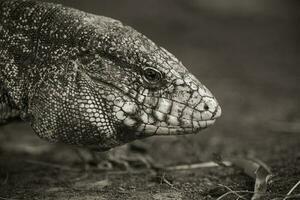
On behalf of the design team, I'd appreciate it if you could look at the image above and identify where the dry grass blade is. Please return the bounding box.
[283,180,300,200]
[216,184,248,200]
[160,173,175,189]
[166,161,232,171]
[74,179,111,190]
[230,158,272,200]
[0,197,18,200]
[24,159,81,172]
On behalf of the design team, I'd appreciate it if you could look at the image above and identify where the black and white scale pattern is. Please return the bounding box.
[0,0,221,150]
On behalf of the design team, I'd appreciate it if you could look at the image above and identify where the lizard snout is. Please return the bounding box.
[190,96,221,129]
[201,97,222,120]
[212,105,222,119]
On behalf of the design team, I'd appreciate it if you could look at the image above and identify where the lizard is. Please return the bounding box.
[0,0,222,152]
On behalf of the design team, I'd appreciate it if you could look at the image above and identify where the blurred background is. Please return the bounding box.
[31,0,300,161]
[1,0,299,199]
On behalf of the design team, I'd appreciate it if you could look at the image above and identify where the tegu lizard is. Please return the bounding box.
[0,0,222,151]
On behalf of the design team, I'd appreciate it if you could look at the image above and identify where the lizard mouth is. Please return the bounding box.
[135,108,217,136]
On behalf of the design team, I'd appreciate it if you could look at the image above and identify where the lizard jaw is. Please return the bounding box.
[135,119,216,136]
[134,105,221,136]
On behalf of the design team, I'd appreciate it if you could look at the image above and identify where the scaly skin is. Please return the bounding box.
[0,0,221,151]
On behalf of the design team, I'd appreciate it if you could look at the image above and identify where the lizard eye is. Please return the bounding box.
[143,67,162,84]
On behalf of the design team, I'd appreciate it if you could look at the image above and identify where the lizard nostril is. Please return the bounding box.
[204,104,209,111]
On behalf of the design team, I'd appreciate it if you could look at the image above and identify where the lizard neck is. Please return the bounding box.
[0,0,81,117]
[0,0,121,120]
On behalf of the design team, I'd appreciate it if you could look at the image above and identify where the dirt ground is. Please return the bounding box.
[0,0,300,199]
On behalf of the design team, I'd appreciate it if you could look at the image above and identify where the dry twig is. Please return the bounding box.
[217,184,248,200]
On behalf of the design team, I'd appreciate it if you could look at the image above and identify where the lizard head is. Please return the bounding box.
[29,15,221,150]
[81,19,222,147]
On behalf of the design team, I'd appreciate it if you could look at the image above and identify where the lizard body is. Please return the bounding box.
[0,0,221,150]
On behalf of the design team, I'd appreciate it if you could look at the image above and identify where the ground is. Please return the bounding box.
[0,0,299,199]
